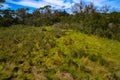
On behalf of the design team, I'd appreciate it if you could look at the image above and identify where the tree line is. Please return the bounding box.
[0,0,120,41]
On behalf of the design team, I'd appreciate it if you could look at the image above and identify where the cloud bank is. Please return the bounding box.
[6,0,72,9]
[4,0,120,11]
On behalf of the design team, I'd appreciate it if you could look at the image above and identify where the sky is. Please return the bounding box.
[1,0,120,13]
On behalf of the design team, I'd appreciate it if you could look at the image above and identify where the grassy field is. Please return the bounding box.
[0,25,120,80]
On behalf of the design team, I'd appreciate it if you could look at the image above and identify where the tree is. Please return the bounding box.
[101,5,110,13]
[32,9,40,17]
[84,2,96,14]
[0,9,15,27]
[0,0,5,8]
[72,1,85,15]
[39,5,51,14]
[15,8,29,23]
[2,9,14,18]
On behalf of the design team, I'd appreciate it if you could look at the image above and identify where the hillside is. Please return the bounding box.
[0,25,120,80]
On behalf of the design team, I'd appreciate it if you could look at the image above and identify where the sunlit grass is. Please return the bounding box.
[0,25,120,80]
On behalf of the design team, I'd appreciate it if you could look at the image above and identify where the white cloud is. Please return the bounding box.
[0,3,11,9]
[7,0,45,8]
[72,0,79,3]
[6,0,72,9]
[72,0,109,7]
[6,0,120,11]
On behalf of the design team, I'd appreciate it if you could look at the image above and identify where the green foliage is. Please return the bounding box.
[0,25,120,80]
[0,3,120,41]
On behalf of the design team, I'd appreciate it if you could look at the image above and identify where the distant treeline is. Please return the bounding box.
[0,1,120,41]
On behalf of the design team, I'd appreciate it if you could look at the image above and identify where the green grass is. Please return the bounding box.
[0,25,120,80]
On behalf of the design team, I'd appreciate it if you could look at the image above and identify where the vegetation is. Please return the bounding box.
[0,25,120,80]
[0,1,120,41]
[0,0,120,80]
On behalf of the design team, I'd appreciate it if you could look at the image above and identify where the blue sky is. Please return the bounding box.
[1,0,120,12]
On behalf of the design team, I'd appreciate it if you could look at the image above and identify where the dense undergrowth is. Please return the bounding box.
[0,25,120,80]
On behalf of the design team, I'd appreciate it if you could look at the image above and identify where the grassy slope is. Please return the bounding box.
[0,25,120,80]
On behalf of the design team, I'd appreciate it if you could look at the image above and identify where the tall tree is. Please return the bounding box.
[15,8,29,23]
[0,9,15,27]
[72,1,85,15]
[84,2,96,14]
[39,5,51,14]
[0,0,5,8]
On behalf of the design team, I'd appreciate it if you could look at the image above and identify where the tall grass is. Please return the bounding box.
[0,25,120,80]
